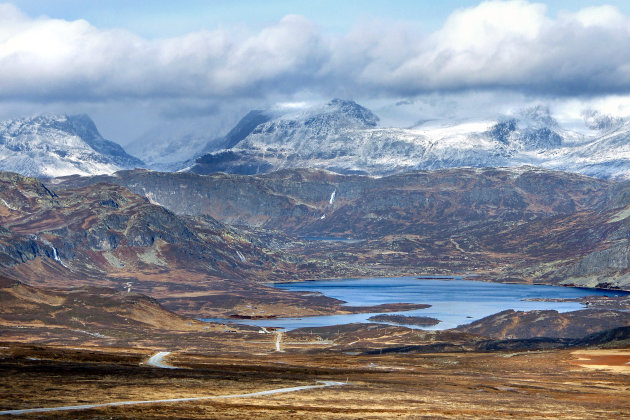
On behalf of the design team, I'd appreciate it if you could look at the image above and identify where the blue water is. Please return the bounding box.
[203,276,628,331]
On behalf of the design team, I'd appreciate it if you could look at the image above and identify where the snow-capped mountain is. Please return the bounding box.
[0,114,143,177]
[190,99,630,179]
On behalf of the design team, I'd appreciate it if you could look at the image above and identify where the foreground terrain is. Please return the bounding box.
[1,274,629,418]
[2,166,630,418]
[0,343,629,419]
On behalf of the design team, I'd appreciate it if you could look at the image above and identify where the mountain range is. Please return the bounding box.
[190,99,630,179]
[3,101,630,180]
[53,166,630,290]
[4,102,630,296]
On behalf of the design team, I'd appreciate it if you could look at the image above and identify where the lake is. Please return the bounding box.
[203,276,628,330]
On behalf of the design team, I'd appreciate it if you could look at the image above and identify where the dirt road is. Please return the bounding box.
[0,381,346,416]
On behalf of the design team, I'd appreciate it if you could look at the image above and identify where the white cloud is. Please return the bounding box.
[1,0,630,103]
[0,8,326,100]
[2,0,630,146]
[366,1,630,95]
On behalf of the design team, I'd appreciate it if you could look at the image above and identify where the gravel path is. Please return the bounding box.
[0,381,347,416]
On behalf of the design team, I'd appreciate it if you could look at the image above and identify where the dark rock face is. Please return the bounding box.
[86,225,122,251]
[367,314,440,327]
[0,235,43,266]
[574,325,630,346]
[221,110,273,149]
[66,114,144,168]
[191,150,273,175]
[522,127,562,150]
[489,119,517,144]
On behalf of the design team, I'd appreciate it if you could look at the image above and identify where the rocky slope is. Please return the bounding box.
[55,167,616,232]
[4,171,408,318]
[0,114,143,177]
[190,100,630,179]
[0,171,291,289]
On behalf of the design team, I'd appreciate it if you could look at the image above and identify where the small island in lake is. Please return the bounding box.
[368,314,441,327]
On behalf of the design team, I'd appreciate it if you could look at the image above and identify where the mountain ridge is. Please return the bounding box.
[51,166,630,290]
[189,99,630,180]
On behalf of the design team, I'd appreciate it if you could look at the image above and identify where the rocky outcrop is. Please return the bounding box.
[53,167,617,236]
[51,166,630,290]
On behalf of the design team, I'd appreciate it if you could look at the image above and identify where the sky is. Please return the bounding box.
[2,0,630,153]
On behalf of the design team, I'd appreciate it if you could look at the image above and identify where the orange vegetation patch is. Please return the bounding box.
[570,350,630,374]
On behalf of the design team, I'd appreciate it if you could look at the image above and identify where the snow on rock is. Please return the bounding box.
[190,100,630,180]
[0,114,143,178]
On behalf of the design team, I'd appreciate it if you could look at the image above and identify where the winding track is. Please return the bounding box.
[0,381,347,416]
[146,351,177,369]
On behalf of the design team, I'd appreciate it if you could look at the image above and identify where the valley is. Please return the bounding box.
[4,0,630,416]
[2,106,630,418]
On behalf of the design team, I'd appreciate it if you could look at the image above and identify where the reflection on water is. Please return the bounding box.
[202,276,627,331]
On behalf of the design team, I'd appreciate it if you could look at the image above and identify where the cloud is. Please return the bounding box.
[350,1,630,97]
[1,1,630,105]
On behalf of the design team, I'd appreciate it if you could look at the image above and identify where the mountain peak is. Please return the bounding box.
[319,98,379,128]
[191,99,630,178]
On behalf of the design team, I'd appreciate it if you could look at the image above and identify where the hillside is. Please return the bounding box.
[52,167,630,289]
